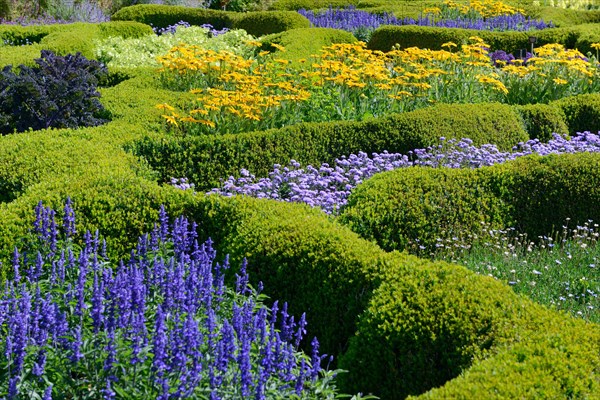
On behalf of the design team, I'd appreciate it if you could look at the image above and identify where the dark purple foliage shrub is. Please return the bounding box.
[0,50,108,135]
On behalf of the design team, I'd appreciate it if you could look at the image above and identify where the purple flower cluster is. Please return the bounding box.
[0,1,108,26]
[153,21,230,37]
[206,132,600,214]
[0,202,328,398]
[489,49,533,67]
[298,6,553,40]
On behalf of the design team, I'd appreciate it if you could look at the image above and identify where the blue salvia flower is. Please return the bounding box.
[310,336,322,380]
[63,197,76,238]
[239,331,253,397]
[103,379,115,400]
[91,271,104,333]
[70,324,83,363]
[295,357,306,395]
[32,348,47,377]
[13,247,20,284]
[294,313,307,348]
[42,384,53,400]
[235,258,249,295]
[158,205,169,242]
[152,304,168,376]
[104,304,117,372]
[8,375,19,399]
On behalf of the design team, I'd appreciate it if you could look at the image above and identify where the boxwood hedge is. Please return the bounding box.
[339,152,600,254]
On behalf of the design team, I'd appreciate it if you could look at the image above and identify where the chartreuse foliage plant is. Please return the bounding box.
[156,37,600,136]
[95,25,257,69]
[0,199,375,399]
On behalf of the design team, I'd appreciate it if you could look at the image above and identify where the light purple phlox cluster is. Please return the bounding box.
[205,132,600,214]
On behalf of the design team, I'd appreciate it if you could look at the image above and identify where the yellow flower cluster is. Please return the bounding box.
[157,44,310,126]
[444,0,525,17]
[503,43,595,79]
[156,37,599,133]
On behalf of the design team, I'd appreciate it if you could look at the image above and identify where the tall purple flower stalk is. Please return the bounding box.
[207,132,600,214]
[0,200,331,398]
[298,6,553,41]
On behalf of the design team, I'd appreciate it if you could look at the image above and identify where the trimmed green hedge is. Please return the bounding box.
[367,24,600,55]
[234,10,310,36]
[339,252,600,399]
[0,24,54,45]
[553,92,600,135]
[3,176,598,399]
[260,27,357,62]
[339,152,600,254]
[111,4,310,36]
[515,103,569,141]
[131,102,528,191]
[38,21,153,59]
[111,4,235,30]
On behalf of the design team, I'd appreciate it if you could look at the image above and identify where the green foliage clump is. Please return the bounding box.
[111,4,234,30]
[515,103,569,141]
[96,26,256,68]
[339,252,600,399]
[233,10,310,36]
[131,102,527,191]
[553,93,600,134]
[260,27,357,62]
[0,0,9,19]
[340,152,600,255]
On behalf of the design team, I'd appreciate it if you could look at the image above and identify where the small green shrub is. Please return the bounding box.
[260,27,357,62]
[553,92,600,134]
[111,4,234,30]
[269,0,368,10]
[339,153,600,255]
[515,103,569,141]
[233,10,310,36]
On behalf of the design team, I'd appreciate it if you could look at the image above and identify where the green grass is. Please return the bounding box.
[417,220,600,323]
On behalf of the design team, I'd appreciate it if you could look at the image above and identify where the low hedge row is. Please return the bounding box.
[131,102,528,191]
[339,152,600,254]
[368,23,600,55]
[0,21,153,66]
[260,27,357,62]
[340,251,600,399]
[2,170,598,399]
[111,4,310,36]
